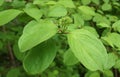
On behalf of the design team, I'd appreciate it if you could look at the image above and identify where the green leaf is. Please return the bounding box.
[102,3,112,11]
[101,35,114,47]
[91,0,100,5]
[63,49,79,66]
[18,20,58,52]
[13,43,25,61]
[23,40,57,74]
[83,26,99,37]
[103,70,114,77]
[103,0,109,3]
[25,3,37,8]
[81,13,93,20]
[46,1,57,5]
[78,6,95,16]
[101,28,111,36]
[67,29,108,71]
[104,53,118,69]
[93,13,110,26]
[101,33,120,49]
[112,20,120,33]
[58,0,75,8]
[24,8,42,21]
[78,6,95,20]
[0,0,4,6]
[48,5,67,17]
[81,0,91,5]
[85,71,100,77]
[106,15,118,22]
[67,24,77,32]
[11,0,26,8]
[72,14,84,27]
[114,59,120,69]
[7,68,20,77]
[33,0,49,5]
[0,9,22,26]
[97,22,110,28]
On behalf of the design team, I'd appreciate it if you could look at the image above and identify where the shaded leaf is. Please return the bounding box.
[7,68,20,77]
[104,53,118,69]
[0,0,4,6]
[81,0,91,5]
[13,43,25,61]
[112,20,120,33]
[63,49,79,65]
[103,0,109,3]
[114,59,120,69]
[0,41,3,50]
[23,40,57,74]
[85,71,100,77]
[103,70,114,77]
[91,0,100,5]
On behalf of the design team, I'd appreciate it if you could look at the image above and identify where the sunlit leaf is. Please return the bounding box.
[24,8,42,21]
[0,9,22,26]
[58,0,75,8]
[78,6,95,16]
[97,22,110,28]
[18,20,58,52]
[83,26,99,37]
[101,33,120,49]
[48,5,67,17]
[102,3,112,11]
[93,13,110,26]
[67,29,108,71]
[73,14,84,27]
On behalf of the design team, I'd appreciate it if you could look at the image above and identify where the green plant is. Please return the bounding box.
[1,0,120,77]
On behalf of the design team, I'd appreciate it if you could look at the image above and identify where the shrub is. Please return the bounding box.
[0,0,120,77]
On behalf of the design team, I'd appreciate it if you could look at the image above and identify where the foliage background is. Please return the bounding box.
[0,0,120,77]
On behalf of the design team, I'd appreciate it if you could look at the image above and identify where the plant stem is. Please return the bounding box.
[7,42,16,67]
[2,26,16,67]
[113,69,118,77]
